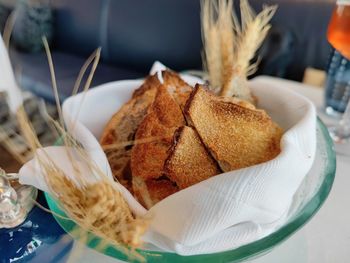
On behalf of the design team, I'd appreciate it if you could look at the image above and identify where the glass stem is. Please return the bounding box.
[337,100,350,136]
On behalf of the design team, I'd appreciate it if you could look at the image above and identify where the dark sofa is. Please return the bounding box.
[9,0,334,102]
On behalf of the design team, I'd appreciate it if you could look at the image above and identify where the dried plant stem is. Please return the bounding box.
[201,0,222,90]
[42,37,65,130]
[218,0,235,91]
[16,106,42,150]
[16,104,148,259]
[0,15,148,260]
[2,38,149,260]
[71,48,101,96]
[0,128,28,164]
[201,0,276,101]
[223,1,276,99]
[70,48,101,132]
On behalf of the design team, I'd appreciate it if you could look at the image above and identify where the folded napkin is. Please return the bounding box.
[0,34,22,112]
[19,62,316,255]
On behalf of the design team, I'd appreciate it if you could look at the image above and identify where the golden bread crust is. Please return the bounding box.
[101,72,283,208]
[164,126,221,189]
[100,75,160,191]
[185,85,283,172]
[130,71,193,207]
[133,176,178,209]
[161,70,192,108]
[131,84,186,180]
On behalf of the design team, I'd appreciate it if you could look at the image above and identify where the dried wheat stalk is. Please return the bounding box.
[201,0,277,101]
[201,0,222,91]
[4,37,150,261]
[218,0,235,93]
[224,0,277,99]
[17,107,148,259]
[1,10,150,260]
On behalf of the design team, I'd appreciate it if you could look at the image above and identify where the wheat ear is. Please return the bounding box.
[201,0,222,90]
[221,0,277,98]
[11,40,149,260]
[218,0,236,94]
[236,0,276,77]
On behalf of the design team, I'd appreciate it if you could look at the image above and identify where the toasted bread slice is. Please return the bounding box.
[100,74,160,191]
[131,71,193,207]
[185,85,283,172]
[133,176,178,209]
[130,70,193,181]
[131,84,186,207]
[161,70,192,108]
[131,84,186,180]
[164,126,221,189]
[100,71,192,192]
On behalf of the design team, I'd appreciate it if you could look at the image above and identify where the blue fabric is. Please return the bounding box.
[0,192,73,263]
[11,50,144,102]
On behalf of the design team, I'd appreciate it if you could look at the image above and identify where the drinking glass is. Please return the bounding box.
[328,98,350,155]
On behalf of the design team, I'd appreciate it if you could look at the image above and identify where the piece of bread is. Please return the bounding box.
[185,85,283,172]
[161,70,192,109]
[130,84,185,207]
[164,126,221,189]
[132,176,178,209]
[101,70,282,208]
[130,82,189,179]
[100,74,160,191]
[100,70,192,198]
[130,71,193,207]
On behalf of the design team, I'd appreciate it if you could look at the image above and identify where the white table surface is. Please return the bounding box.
[247,77,350,263]
[72,76,350,263]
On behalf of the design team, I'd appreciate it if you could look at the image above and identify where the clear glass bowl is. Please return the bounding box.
[45,118,336,262]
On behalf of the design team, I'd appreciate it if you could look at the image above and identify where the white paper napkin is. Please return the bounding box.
[19,62,316,255]
[0,34,22,112]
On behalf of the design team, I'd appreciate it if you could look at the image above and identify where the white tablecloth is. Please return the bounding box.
[72,76,350,263]
[246,77,350,263]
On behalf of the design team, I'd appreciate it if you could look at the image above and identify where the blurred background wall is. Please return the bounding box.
[0,0,335,102]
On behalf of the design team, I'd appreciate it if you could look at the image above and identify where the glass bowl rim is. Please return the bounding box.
[45,117,336,262]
